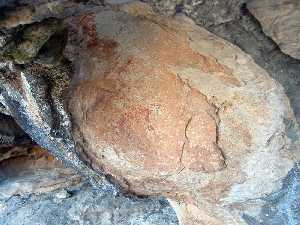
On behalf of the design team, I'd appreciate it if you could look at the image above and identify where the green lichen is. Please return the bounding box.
[9,48,32,63]
[4,19,65,64]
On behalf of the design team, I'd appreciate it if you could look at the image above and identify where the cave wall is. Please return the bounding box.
[0,1,300,225]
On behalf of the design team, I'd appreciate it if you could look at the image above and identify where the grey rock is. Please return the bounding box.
[4,19,65,64]
[55,189,71,199]
[0,145,82,200]
[145,0,180,16]
[182,0,247,26]
[0,0,106,29]
[147,0,247,26]
[248,0,300,60]
[0,61,119,194]
[0,142,178,225]
[0,183,178,225]
[0,169,82,200]
[242,163,300,225]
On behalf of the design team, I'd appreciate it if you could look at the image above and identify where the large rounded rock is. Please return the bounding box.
[67,3,300,224]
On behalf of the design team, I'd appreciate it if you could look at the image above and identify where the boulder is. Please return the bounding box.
[248,0,300,60]
[67,2,300,224]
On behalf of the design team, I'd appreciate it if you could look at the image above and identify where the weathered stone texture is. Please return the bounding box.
[1,1,300,225]
[0,145,178,225]
[147,0,246,26]
[67,3,300,224]
[0,146,82,200]
[0,183,178,225]
[248,0,300,60]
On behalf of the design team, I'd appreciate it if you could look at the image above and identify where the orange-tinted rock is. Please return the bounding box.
[67,2,300,224]
[0,146,81,199]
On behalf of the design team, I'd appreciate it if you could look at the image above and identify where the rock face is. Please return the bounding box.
[247,0,300,60]
[147,0,246,26]
[67,3,300,224]
[205,7,300,224]
[0,0,117,193]
[0,146,82,200]
[1,1,300,225]
[0,184,178,225]
[0,145,178,225]
[0,2,178,225]
[0,60,116,192]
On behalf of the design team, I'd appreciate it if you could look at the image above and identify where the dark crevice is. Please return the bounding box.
[0,113,32,146]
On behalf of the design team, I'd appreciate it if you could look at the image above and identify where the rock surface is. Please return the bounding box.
[0,60,116,192]
[0,0,117,192]
[67,2,300,224]
[0,183,178,225]
[0,145,178,225]
[247,0,300,60]
[147,0,246,26]
[0,146,82,200]
[0,0,105,30]
[204,5,300,224]
[0,113,32,146]
[1,1,300,225]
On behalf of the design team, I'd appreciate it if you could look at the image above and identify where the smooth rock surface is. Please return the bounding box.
[247,0,300,60]
[67,2,300,224]
[207,7,300,126]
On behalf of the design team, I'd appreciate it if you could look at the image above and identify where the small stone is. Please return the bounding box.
[55,189,71,199]
[147,0,180,16]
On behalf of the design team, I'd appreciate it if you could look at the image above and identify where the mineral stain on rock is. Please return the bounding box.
[69,7,227,179]
[67,3,300,224]
[1,1,300,225]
